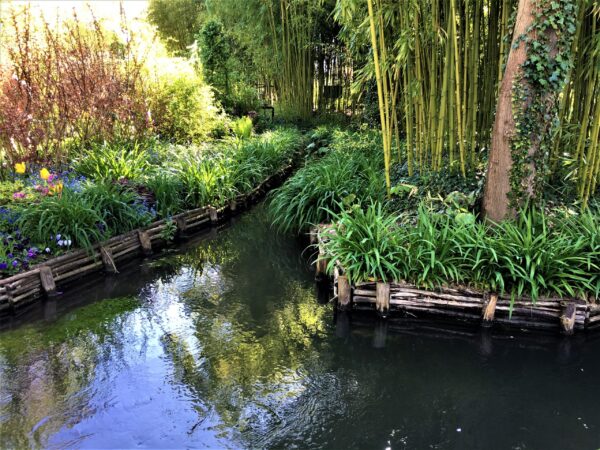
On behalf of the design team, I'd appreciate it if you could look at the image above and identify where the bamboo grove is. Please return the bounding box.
[336,0,600,203]
[195,0,600,202]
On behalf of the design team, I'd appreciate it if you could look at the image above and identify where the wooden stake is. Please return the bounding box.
[137,230,153,256]
[100,247,118,274]
[208,206,218,224]
[376,282,390,317]
[338,275,352,310]
[39,266,57,296]
[560,302,577,336]
[482,293,498,326]
[230,200,237,213]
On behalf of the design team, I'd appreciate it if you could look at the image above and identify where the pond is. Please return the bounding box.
[1,205,599,449]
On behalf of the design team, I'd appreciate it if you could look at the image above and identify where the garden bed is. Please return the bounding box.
[315,227,599,336]
[0,163,295,317]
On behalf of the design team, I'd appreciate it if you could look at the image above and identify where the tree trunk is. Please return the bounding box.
[482,0,535,222]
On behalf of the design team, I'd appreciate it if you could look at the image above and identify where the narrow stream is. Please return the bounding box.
[1,205,599,449]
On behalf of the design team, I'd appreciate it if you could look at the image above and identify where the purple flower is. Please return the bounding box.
[11,260,18,267]
[7,253,13,258]
[0,263,7,270]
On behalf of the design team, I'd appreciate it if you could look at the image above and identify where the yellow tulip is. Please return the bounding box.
[40,168,50,181]
[50,181,63,195]
[14,162,26,174]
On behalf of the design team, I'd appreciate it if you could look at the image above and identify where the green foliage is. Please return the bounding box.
[15,183,154,250]
[144,171,185,217]
[198,20,232,95]
[268,129,385,233]
[160,218,178,242]
[173,127,303,208]
[73,142,150,181]
[173,147,236,207]
[147,0,205,55]
[322,202,406,283]
[15,189,107,250]
[323,201,600,307]
[232,117,253,140]
[147,62,226,143]
[80,183,155,235]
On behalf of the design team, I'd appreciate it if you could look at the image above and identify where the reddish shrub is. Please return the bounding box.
[0,6,151,163]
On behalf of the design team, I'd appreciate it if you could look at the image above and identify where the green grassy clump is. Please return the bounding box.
[322,201,600,306]
[268,128,385,233]
[15,183,154,250]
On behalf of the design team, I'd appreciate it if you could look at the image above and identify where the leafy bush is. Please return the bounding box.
[269,129,384,233]
[73,142,150,182]
[323,202,407,283]
[143,171,184,217]
[0,7,149,163]
[173,127,303,208]
[147,58,226,143]
[15,189,107,250]
[322,201,600,308]
[15,183,155,250]
[80,183,155,235]
[232,116,253,139]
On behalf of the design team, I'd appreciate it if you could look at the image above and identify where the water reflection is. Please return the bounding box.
[1,207,600,449]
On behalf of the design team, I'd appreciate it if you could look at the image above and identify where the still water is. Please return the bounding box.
[1,206,599,449]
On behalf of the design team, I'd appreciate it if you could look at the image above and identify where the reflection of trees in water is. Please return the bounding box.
[161,280,333,443]
[153,207,312,289]
[0,297,140,448]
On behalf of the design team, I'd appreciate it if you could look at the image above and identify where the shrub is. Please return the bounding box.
[268,129,384,233]
[80,183,155,235]
[172,147,236,207]
[73,142,150,182]
[147,58,226,143]
[15,189,107,250]
[15,182,154,250]
[143,171,185,217]
[0,7,149,163]
[322,201,600,309]
[322,202,406,283]
[232,116,253,140]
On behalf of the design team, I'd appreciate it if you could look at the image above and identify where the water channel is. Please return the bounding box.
[1,205,599,449]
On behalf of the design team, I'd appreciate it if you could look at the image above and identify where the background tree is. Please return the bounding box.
[198,20,232,98]
[147,0,205,55]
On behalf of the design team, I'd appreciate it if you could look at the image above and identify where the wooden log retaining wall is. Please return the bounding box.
[315,226,599,335]
[0,163,295,317]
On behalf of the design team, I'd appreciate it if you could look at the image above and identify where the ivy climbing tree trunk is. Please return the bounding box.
[482,0,535,222]
[483,0,578,222]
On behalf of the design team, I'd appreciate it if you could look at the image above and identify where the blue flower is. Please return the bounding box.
[11,260,18,268]
[0,262,7,270]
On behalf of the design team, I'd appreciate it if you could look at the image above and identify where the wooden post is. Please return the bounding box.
[315,257,328,280]
[39,266,57,296]
[208,206,218,224]
[376,282,390,317]
[338,275,352,310]
[560,302,577,335]
[230,200,237,213]
[100,247,118,274]
[482,293,498,327]
[137,230,153,256]
[175,215,187,240]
